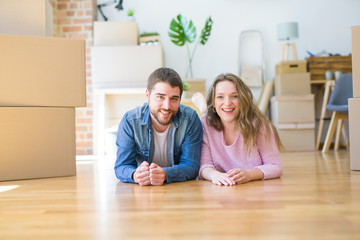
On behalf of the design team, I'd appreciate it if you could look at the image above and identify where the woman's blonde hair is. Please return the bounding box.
[206,73,282,154]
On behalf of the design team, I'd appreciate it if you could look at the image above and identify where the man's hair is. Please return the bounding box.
[147,67,183,96]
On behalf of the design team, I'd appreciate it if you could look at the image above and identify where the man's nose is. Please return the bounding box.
[162,98,170,109]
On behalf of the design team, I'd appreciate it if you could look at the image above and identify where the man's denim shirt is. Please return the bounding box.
[115,103,203,184]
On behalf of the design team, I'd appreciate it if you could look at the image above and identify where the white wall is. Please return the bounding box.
[97,0,360,89]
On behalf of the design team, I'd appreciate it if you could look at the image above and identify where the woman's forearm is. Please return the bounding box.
[200,167,218,181]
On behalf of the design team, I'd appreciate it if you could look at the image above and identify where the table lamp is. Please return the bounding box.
[277,22,298,61]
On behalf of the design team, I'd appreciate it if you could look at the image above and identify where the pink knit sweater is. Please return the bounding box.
[200,117,283,180]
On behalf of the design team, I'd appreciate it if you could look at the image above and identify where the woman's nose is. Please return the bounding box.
[225,96,231,104]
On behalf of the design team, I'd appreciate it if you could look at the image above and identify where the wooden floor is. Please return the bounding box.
[1,151,360,240]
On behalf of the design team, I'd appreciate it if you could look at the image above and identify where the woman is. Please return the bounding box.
[199,73,283,186]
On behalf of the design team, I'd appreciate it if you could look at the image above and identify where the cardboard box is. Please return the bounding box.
[349,98,360,170]
[276,60,307,74]
[92,45,164,88]
[0,34,86,107]
[351,26,360,98]
[277,127,315,152]
[93,21,138,46]
[0,0,53,36]
[0,107,76,181]
[271,95,315,124]
[274,72,311,96]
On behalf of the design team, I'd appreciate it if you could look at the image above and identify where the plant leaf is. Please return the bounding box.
[168,14,197,46]
[199,16,213,45]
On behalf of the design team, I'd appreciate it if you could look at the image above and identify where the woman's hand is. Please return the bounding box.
[201,167,235,186]
[227,168,264,184]
[211,171,236,186]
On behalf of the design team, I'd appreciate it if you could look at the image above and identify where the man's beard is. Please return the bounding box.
[150,108,177,126]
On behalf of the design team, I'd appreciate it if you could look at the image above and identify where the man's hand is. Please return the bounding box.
[149,163,166,186]
[133,161,151,186]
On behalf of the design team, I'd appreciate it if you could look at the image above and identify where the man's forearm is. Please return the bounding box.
[115,164,136,183]
[164,163,199,183]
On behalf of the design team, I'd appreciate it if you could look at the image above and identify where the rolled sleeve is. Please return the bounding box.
[114,114,138,183]
[255,126,283,179]
[199,120,216,178]
[164,111,203,183]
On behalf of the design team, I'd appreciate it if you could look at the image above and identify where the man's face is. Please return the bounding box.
[147,82,181,131]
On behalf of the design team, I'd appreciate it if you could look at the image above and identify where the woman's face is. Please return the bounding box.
[213,80,240,125]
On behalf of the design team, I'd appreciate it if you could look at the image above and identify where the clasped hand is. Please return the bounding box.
[133,161,166,186]
[211,169,251,186]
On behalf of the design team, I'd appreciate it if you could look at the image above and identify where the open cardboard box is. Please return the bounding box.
[276,60,307,74]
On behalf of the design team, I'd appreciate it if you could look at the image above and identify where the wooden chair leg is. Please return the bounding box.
[322,112,338,153]
[316,81,333,150]
[334,119,343,151]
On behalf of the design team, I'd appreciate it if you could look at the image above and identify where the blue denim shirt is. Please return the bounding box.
[115,103,203,184]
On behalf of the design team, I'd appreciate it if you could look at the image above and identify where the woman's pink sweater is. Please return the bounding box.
[200,117,283,180]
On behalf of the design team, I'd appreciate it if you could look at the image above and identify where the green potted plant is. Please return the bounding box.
[126,9,135,22]
[139,32,160,45]
[182,80,190,98]
[183,80,190,92]
[168,14,213,78]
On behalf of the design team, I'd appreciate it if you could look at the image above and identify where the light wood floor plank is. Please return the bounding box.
[1,151,359,239]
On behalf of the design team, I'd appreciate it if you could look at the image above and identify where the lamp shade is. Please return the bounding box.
[277,22,298,41]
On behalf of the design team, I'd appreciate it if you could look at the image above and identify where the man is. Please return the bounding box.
[115,67,203,186]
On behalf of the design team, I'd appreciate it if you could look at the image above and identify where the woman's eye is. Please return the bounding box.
[216,96,223,99]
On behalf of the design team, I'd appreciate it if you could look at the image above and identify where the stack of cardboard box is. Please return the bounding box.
[350,26,360,170]
[271,61,315,151]
[0,34,86,181]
